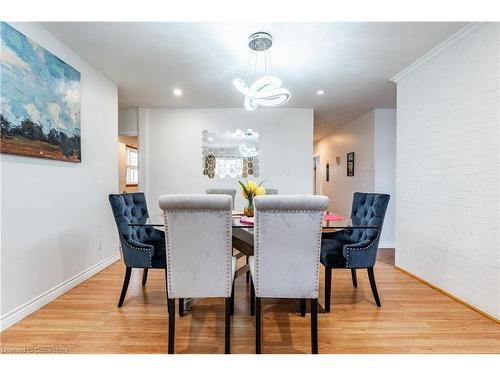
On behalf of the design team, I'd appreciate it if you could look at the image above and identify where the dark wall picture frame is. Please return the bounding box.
[326,161,330,182]
[347,152,355,176]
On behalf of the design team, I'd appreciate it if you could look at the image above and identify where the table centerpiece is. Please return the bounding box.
[238,180,266,217]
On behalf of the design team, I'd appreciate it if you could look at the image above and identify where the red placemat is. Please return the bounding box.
[239,216,254,225]
[323,214,345,221]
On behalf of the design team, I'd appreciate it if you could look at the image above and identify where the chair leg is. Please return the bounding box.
[300,298,306,317]
[311,298,318,354]
[255,297,262,354]
[117,267,132,307]
[230,281,235,316]
[142,268,149,286]
[250,276,255,316]
[324,267,332,313]
[367,267,381,307]
[178,298,184,317]
[167,298,175,354]
[351,268,358,288]
[246,255,250,284]
[225,297,231,354]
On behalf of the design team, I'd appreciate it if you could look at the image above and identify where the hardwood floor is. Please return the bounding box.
[1,252,499,354]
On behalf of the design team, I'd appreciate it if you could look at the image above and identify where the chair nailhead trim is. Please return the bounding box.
[255,214,261,296]
[345,231,380,268]
[120,235,152,267]
[161,209,233,298]
[225,212,232,298]
[162,212,173,296]
[254,209,324,299]
[313,212,323,299]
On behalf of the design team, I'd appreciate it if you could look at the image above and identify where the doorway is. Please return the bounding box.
[313,154,321,195]
[118,136,138,193]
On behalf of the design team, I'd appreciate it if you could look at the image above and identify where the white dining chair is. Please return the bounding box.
[248,195,329,354]
[205,188,236,209]
[159,194,235,354]
[265,188,278,195]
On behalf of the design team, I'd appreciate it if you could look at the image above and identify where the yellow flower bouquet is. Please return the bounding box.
[238,180,266,217]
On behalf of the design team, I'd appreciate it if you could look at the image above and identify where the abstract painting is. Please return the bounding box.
[0,22,81,162]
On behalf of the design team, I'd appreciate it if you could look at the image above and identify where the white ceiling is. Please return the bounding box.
[41,22,467,140]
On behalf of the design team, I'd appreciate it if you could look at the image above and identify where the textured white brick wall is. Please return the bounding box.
[394,23,500,319]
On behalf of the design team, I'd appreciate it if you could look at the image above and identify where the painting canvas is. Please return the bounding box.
[0,22,81,162]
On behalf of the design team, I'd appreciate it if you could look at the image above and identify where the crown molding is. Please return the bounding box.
[391,22,487,83]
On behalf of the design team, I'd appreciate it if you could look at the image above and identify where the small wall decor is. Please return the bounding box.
[347,152,355,176]
[0,22,81,162]
[325,161,330,182]
[336,156,341,165]
[202,129,259,179]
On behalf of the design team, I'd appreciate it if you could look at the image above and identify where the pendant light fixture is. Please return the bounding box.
[233,32,291,111]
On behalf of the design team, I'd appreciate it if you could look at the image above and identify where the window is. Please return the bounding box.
[126,145,138,186]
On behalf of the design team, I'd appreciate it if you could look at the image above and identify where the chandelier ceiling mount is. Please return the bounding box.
[248,32,273,51]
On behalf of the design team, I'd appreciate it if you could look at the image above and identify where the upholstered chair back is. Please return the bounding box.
[349,192,390,244]
[205,189,236,209]
[265,189,278,195]
[159,194,233,298]
[252,195,329,299]
[109,192,156,243]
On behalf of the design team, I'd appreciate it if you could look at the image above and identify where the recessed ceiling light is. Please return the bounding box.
[316,90,325,95]
[173,88,183,96]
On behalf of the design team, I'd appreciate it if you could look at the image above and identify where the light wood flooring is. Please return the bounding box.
[1,250,499,354]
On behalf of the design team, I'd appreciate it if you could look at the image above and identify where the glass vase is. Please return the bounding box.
[244,198,254,217]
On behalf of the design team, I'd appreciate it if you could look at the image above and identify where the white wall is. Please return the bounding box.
[0,22,119,330]
[393,23,500,319]
[374,109,397,246]
[314,109,396,246]
[314,111,375,218]
[118,108,138,135]
[139,108,314,214]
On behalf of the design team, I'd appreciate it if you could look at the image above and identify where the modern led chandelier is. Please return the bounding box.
[233,32,291,111]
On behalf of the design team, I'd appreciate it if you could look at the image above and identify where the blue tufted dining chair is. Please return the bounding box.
[108,192,167,308]
[321,192,390,312]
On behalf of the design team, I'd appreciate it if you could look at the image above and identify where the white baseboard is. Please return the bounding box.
[378,242,395,249]
[0,252,120,332]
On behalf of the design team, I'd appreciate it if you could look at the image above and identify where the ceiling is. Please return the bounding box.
[41,22,467,141]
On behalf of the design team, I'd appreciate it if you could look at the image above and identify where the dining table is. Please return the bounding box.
[128,212,379,312]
